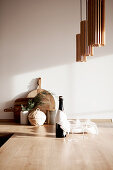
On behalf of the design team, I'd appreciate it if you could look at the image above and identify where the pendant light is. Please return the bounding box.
[76,0,105,62]
[88,0,105,47]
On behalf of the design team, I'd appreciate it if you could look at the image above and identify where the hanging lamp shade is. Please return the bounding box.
[88,0,105,47]
[101,0,105,45]
[76,33,87,62]
[80,20,94,59]
[76,34,81,62]
[76,0,105,62]
[76,0,94,62]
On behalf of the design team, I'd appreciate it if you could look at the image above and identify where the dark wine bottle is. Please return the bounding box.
[56,96,66,138]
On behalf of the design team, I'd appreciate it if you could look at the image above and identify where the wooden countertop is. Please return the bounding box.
[0,122,113,170]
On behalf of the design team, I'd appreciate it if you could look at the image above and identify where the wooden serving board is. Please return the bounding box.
[27,78,55,115]
[4,78,55,123]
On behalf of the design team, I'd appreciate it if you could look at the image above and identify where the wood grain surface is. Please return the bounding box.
[0,122,113,170]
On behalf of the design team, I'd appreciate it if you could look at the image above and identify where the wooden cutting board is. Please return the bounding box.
[27,78,55,114]
[4,78,55,123]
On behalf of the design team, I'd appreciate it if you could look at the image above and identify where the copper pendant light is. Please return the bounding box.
[76,0,105,62]
[88,0,105,47]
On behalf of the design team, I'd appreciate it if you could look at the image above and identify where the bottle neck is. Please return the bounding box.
[59,98,63,111]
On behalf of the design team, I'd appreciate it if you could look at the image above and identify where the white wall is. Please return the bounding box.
[0,0,113,119]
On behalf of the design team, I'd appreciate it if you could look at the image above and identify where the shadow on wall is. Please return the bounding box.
[0,0,78,118]
[0,79,38,115]
[0,0,113,118]
[0,0,77,75]
[0,0,113,76]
